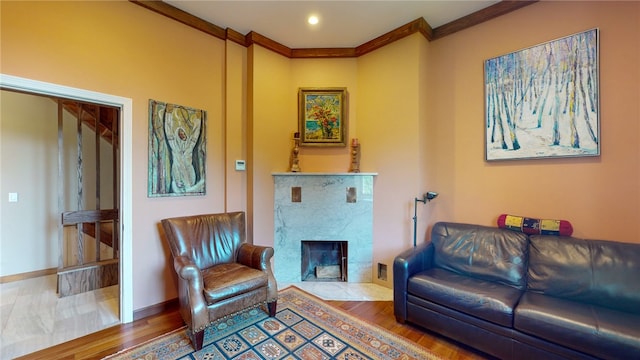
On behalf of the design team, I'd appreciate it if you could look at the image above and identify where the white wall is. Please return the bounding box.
[1,90,59,274]
[0,90,116,276]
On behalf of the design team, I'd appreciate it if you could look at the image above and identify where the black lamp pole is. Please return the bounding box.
[412,192,438,247]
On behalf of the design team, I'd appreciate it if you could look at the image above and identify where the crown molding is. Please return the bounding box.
[355,17,432,57]
[245,31,292,58]
[131,0,226,40]
[226,28,247,47]
[131,0,538,59]
[432,0,538,40]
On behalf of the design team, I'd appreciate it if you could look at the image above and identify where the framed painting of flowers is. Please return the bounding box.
[298,87,347,146]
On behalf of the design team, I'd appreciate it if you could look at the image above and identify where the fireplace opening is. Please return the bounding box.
[301,241,348,282]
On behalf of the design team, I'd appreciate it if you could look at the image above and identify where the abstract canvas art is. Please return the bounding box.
[148,99,206,197]
[485,28,599,160]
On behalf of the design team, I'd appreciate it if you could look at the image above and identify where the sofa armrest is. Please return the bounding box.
[393,241,435,322]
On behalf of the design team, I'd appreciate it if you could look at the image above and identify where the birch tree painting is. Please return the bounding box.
[485,29,599,160]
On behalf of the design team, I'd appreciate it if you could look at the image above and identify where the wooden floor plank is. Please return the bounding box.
[16,301,489,360]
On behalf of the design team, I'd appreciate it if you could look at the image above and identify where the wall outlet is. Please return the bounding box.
[377,263,387,281]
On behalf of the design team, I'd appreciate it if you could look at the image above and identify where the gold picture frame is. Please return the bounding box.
[298,87,347,146]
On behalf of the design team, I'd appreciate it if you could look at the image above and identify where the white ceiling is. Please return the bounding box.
[165,1,500,48]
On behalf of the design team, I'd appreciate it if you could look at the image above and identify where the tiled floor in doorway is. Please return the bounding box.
[0,274,119,359]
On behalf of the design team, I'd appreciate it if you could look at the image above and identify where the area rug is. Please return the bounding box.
[104,286,441,360]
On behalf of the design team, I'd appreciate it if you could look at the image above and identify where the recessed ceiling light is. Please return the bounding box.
[308,15,319,25]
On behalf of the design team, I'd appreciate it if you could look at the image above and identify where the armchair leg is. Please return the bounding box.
[188,328,205,351]
[267,300,277,317]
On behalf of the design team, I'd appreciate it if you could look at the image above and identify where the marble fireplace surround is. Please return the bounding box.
[273,173,377,283]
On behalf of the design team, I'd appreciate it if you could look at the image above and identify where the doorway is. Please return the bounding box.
[0,75,133,331]
[56,98,120,297]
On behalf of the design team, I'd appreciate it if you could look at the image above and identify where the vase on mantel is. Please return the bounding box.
[290,132,301,172]
[349,138,360,173]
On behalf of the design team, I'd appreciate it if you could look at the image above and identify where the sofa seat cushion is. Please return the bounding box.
[202,263,267,305]
[515,292,640,359]
[408,268,523,327]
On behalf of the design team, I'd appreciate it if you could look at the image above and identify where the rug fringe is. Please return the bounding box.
[101,326,187,359]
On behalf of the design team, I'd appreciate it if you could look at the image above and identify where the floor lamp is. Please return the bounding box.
[413,191,438,247]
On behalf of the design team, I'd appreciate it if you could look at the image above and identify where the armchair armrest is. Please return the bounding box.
[393,241,435,322]
[237,243,274,271]
[173,255,208,331]
[174,255,202,281]
[237,243,278,302]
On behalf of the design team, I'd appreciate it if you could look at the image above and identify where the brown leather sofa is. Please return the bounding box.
[161,211,278,350]
[394,222,640,359]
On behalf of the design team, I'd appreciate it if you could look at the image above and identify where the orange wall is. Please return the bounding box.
[426,1,640,243]
[1,1,639,313]
[0,1,228,309]
[357,35,429,285]
[248,35,428,287]
[225,40,248,213]
[247,45,291,247]
[290,58,359,172]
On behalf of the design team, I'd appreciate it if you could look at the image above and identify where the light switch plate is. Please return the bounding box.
[235,160,246,171]
[8,192,18,202]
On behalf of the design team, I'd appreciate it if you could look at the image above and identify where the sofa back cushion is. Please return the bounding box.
[528,235,640,313]
[431,222,529,290]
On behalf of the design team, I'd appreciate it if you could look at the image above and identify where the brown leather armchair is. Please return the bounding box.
[161,211,277,350]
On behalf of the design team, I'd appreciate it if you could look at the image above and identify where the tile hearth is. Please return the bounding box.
[279,282,392,301]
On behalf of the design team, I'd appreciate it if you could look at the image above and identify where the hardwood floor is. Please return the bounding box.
[16,301,490,360]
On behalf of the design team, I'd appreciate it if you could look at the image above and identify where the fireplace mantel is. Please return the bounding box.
[272,172,378,176]
[272,173,376,283]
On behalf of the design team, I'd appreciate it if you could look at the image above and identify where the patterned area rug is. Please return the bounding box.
[104,286,440,360]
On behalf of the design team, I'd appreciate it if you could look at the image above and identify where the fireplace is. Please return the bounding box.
[272,173,377,283]
[301,240,348,281]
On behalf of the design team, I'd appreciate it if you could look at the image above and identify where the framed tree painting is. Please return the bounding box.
[148,99,206,197]
[485,28,599,161]
[298,87,347,146]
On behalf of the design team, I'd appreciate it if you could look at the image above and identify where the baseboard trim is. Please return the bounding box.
[133,297,179,321]
[0,267,57,284]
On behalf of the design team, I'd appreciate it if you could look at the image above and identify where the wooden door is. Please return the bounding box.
[57,101,120,297]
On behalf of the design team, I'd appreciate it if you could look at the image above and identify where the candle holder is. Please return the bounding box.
[349,138,360,173]
[290,132,301,172]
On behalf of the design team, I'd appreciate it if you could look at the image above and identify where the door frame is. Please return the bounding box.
[1,74,134,323]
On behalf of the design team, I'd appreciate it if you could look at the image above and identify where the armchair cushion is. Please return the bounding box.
[202,263,267,304]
